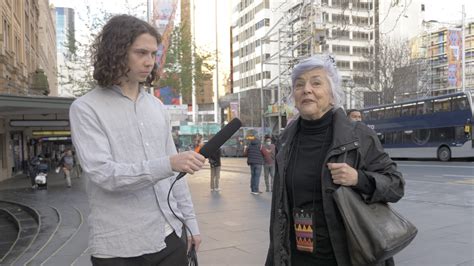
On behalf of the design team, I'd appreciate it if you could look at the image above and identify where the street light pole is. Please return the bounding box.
[461,4,465,92]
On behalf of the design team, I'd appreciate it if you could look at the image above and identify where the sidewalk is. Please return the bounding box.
[1,158,473,265]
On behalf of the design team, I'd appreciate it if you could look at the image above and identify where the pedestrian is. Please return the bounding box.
[69,14,205,265]
[58,149,74,188]
[265,54,404,266]
[261,136,275,192]
[208,147,221,192]
[346,108,362,122]
[71,149,82,178]
[245,138,264,194]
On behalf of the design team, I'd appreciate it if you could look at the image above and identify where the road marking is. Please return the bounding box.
[451,179,474,185]
[443,174,474,178]
[398,163,474,169]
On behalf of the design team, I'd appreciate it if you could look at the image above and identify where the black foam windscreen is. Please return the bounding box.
[199,118,242,158]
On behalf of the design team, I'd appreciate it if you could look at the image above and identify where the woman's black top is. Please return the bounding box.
[285,111,337,264]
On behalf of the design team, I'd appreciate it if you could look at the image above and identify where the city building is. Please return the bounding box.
[0,1,71,182]
[39,0,58,96]
[400,20,474,100]
[55,6,74,96]
[1,0,55,96]
[230,0,380,135]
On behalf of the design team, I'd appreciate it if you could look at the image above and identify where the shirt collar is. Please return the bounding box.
[110,84,146,101]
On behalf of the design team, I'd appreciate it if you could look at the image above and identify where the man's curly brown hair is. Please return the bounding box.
[92,15,162,87]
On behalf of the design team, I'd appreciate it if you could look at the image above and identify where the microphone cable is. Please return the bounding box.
[167,175,198,266]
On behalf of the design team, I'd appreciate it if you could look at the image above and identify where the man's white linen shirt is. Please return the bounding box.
[69,85,199,257]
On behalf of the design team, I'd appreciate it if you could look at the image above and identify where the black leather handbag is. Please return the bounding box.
[333,186,418,266]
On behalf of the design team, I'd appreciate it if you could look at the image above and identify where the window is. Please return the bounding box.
[451,95,468,111]
[353,46,369,55]
[353,16,369,25]
[332,30,349,39]
[353,61,369,71]
[336,60,350,69]
[433,98,451,112]
[401,103,416,117]
[333,45,350,54]
[353,31,369,40]
[3,18,11,51]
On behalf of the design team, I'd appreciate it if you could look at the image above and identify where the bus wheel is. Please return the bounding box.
[437,146,451,162]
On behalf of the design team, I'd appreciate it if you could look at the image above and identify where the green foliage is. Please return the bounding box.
[58,3,145,97]
[158,25,215,104]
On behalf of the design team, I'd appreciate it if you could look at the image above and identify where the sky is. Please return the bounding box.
[50,0,473,91]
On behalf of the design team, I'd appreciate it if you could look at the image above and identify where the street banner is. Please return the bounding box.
[152,0,178,78]
[447,29,462,88]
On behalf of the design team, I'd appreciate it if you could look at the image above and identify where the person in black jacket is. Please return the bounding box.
[245,139,265,194]
[208,147,222,192]
[265,54,404,266]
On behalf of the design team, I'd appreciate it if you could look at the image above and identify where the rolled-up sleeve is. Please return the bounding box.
[70,100,174,192]
[163,125,200,235]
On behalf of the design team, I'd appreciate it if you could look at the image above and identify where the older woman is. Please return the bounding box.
[265,55,404,266]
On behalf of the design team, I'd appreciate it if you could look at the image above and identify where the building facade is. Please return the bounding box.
[230,0,378,134]
[55,6,74,96]
[1,0,65,182]
[0,0,55,96]
[39,0,57,96]
[404,21,474,99]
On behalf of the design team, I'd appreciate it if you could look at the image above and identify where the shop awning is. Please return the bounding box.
[0,94,75,116]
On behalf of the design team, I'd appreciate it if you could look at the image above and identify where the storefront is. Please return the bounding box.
[0,94,75,182]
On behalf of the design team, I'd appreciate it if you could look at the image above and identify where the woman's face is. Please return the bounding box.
[293,68,334,120]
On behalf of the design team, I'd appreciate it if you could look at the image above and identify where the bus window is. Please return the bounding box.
[372,108,384,120]
[433,127,454,142]
[402,103,416,117]
[392,131,402,144]
[363,110,371,121]
[385,106,401,119]
[393,105,402,118]
[403,130,413,144]
[434,98,451,112]
[423,100,433,114]
[415,102,425,116]
[385,107,393,118]
[377,133,385,144]
[451,95,468,111]
[385,132,393,144]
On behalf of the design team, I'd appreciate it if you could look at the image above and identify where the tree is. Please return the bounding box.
[59,3,146,97]
[158,25,215,104]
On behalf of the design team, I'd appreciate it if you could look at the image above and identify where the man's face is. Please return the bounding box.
[349,111,362,122]
[125,33,158,84]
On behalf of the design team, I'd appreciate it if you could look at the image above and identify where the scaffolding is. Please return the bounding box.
[260,0,325,136]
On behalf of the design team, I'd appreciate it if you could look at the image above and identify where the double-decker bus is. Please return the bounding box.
[361,91,474,161]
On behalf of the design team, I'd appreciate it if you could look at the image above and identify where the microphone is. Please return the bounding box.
[176,118,242,180]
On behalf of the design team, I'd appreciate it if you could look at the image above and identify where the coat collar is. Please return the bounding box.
[280,108,358,150]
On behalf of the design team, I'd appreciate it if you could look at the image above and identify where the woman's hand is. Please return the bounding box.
[327,163,358,186]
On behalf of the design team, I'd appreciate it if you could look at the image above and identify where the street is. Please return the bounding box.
[0,158,473,265]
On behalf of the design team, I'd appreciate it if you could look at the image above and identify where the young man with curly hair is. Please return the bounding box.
[69,15,204,265]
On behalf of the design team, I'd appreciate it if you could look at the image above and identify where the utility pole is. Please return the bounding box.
[461,4,466,92]
[191,0,198,123]
[214,0,219,124]
[374,0,380,103]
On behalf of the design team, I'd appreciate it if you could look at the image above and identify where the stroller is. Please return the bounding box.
[30,155,49,190]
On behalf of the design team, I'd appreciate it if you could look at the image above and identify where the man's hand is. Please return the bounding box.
[188,234,202,252]
[170,151,205,174]
[327,163,358,186]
